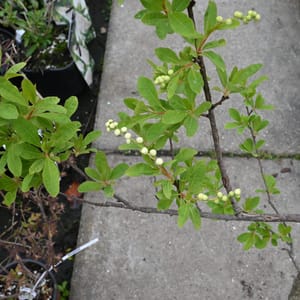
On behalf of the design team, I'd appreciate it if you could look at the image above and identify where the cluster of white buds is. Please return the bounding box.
[154,69,174,88]
[140,146,164,166]
[105,119,132,143]
[105,119,164,166]
[197,188,241,204]
[234,10,260,23]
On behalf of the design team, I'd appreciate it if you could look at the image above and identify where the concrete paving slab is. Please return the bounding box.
[94,0,300,154]
[71,156,300,299]
[71,0,300,299]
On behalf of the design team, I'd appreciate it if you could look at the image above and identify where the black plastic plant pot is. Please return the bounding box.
[24,61,88,100]
[0,258,58,300]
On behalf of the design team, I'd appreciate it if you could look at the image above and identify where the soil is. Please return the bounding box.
[0,0,111,297]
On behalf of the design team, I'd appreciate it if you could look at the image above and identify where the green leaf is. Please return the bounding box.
[172,0,190,11]
[237,232,251,243]
[12,117,41,147]
[243,197,260,212]
[95,151,111,179]
[168,12,200,38]
[85,167,101,181]
[189,205,201,229]
[157,197,174,210]
[78,181,103,192]
[137,77,161,109]
[19,144,43,160]
[103,185,114,198]
[3,190,17,206]
[155,47,179,63]
[255,237,269,249]
[203,51,226,72]
[145,123,167,143]
[42,157,60,197]
[21,173,34,192]
[203,39,226,50]
[0,103,19,119]
[231,64,263,84]
[183,115,198,136]
[110,163,128,180]
[255,94,274,110]
[167,74,180,99]
[64,96,79,117]
[83,130,101,146]
[178,203,189,228]
[7,145,22,177]
[175,148,198,162]
[21,79,37,104]
[228,108,241,121]
[6,62,26,74]
[0,77,27,106]
[126,163,159,176]
[216,67,227,88]
[29,159,44,174]
[162,110,187,124]
[194,101,211,116]
[187,68,203,94]
[162,180,172,198]
[204,0,217,34]
[140,0,163,11]
[239,138,255,154]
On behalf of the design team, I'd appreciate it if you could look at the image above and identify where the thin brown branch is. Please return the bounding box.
[211,95,230,110]
[60,193,300,223]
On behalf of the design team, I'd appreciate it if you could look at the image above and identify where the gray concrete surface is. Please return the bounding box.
[70,1,300,299]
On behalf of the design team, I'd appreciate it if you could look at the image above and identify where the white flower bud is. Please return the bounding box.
[234,11,243,19]
[155,158,164,166]
[197,193,208,201]
[222,195,228,202]
[121,126,127,133]
[136,137,144,144]
[255,14,261,21]
[124,132,131,139]
[126,139,131,144]
[167,69,174,75]
[229,191,235,197]
[216,16,223,22]
[140,147,148,155]
[234,188,241,196]
[149,149,157,156]
[217,192,223,198]
[114,129,121,136]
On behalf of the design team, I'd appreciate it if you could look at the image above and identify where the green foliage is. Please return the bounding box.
[0,66,101,205]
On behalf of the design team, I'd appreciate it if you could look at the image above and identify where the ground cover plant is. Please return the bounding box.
[0,0,299,298]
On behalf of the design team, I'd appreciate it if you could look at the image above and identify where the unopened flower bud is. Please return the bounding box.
[141,147,148,155]
[234,188,241,196]
[155,158,164,166]
[216,16,223,22]
[234,11,243,19]
[136,137,144,144]
[149,149,157,156]
[222,195,228,202]
[167,69,174,75]
[198,193,208,201]
[121,126,127,133]
[214,199,220,204]
[217,192,223,198]
[124,132,131,139]
[255,14,261,21]
[126,139,131,144]
[229,191,235,197]
[114,129,121,136]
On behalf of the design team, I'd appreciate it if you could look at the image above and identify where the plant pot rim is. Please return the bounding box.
[1,258,58,300]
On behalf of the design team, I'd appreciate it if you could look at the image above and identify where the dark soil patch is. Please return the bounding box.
[0,0,111,297]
